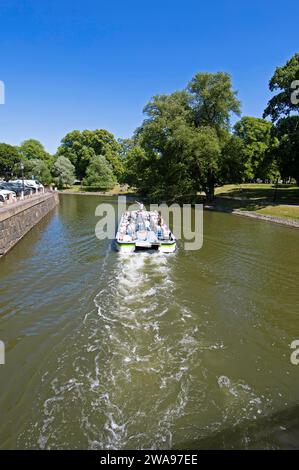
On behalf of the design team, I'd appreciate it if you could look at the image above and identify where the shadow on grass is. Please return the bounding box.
[202,185,299,216]
[216,184,299,206]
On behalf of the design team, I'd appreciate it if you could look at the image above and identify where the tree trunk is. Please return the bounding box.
[206,170,215,202]
[273,178,279,203]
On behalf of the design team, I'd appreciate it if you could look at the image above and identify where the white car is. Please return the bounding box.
[14,179,44,191]
[0,189,17,203]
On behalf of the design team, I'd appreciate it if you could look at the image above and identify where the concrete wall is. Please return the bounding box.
[0,192,59,256]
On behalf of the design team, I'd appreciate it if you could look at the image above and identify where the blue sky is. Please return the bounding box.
[0,0,298,153]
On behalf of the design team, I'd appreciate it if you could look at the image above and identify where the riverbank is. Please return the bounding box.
[0,192,59,256]
[60,183,299,228]
[60,184,135,197]
[205,183,299,228]
[204,204,299,228]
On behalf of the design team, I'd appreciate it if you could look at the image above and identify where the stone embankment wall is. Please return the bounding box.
[0,192,59,256]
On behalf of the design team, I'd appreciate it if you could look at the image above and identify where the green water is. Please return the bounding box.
[0,194,299,449]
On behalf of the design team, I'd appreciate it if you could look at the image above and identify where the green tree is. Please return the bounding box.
[274,116,299,183]
[188,72,241,132]
[52,156,75,189]
[234,116,278,181]
[25,159,52,185]
[134,92,197,201]
[122,145,150,190]
[0,143,21,179]
[117,138,137,183]
[57,129,123,180]
[82,155,116,190]
[128,72,244,201]
[19,139,52,162]
[188,127,221,200]
[263,54,299,182]
[219,134,248,184]
[263,53,299,122]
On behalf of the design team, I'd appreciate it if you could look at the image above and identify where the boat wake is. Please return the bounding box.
[19,250,270,450]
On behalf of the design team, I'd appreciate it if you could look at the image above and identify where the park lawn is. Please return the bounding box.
[215,183,299,203]
[254,204,299,221]
[213,183,299,222]
[60,184,136,195]
[61,185,82,192]
[61,182,299,221]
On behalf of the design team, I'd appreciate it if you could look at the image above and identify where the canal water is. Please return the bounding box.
[0,194,299,449]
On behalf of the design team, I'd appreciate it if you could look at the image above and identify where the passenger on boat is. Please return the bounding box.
[157,215,164,226]
[162,224,170,239]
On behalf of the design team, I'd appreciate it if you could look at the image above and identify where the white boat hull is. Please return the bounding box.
[158,242,176,253]
[115,240,176,253]
[115,241,136,253]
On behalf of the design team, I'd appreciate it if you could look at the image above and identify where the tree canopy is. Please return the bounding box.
[0,143,21,179]
[234,116,278,181]
[274,116,299,183]
[57,129,123,181]
[25,158,52,185]
[188,72,241,131]
[263,53,299,183]
[124,72,244,200]
[19,139,52,163]
[1,57,298,193]
[82,155,116,190]
[264,53,299,122]
[52,155,76,188]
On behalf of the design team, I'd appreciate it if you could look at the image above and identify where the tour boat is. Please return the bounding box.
[115,204,176,253]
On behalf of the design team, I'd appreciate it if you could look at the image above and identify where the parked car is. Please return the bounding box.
[0,189,17,203]
[0,182,33,196]
[14,179,44,191]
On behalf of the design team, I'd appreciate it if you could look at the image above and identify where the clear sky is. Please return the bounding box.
[0,0,298,153]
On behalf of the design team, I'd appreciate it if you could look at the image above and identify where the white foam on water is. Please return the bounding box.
[217,375,271,424]
[19,246,270,450]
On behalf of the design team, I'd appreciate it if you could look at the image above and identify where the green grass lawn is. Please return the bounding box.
[255,205,299,221]
[213,183,299,221]
[61,184,121,194]
[60,184,137,195]
[60,183,299,222]
[215,183,299,203]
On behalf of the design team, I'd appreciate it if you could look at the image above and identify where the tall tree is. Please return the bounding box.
[263,53,299,122]
[127,72,244,200]
[122,145,151,191]
[82,155,116,190]
[0,143,21,179]
[188,72,241,132]
[134,92,197,201]
[263,54,299,182]
[234,116,278,181]
[274,116,299,183]
[19,139,52,162]
[25,159,52,185]
[52,156,75,189]
[57,129,123,180]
